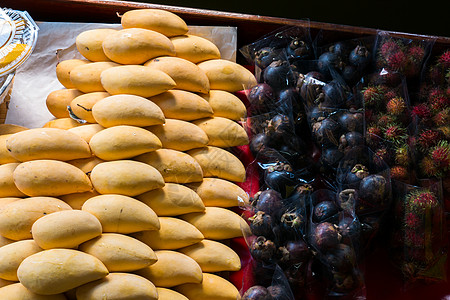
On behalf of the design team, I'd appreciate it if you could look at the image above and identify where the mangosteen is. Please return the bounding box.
[265,114,293,142]
[297,71,326,108]
[242,285,273,300]
[280,239,311,265]
[319,80,347,109]
[279,208,306,239]
[342,65,359,86]
[267,285,286,300]
[317,52,344,77]
[331,270,360,293]
[250,236,277,262]
[313,200,339,223]
[338,131,364,154]
[329,41,350,59]
[311,117,342,146]
[311,222,341,251]
[264,161,297,197]
[337,110,364,132]
[253,189,284,218]
[249,133,273,157]
[337,189,358,211]
[338,216,361,245]
[324,243,356,273]
[286,38,311,60]
[255,47,278,69]
[248,83,276,114]
[321,147,344,168]
[249,211,274,238]
[349,45,371,69]
[263,60,295,92]
[341,164,369,185]
[358,174,388,211]
[277,88,300,115]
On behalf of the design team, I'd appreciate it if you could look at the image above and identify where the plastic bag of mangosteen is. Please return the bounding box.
[307,188,366,298]
[389,180,447,286]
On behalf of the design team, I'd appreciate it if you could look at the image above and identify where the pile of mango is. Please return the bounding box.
[0,8,257,300]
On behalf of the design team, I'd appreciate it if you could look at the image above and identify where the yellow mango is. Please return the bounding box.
[157,288,189,300]
[0,124,28,135]
[0,163,26,197]
[132,217,204,250]
[100,65,176,97]
[175,273,241,300]
[56,59,89,89]
[17,249,108,295]
[135,250,202,288]
[103,28,175,65]
[76,273,158,300]
[134,149,203,183]
[180,207,250,240]
[193,116,249,147]
[79,233,157,272]
[170,34,221,63]
[187,146,246,182]
[90,160,164,196]
[202,90,247,121]
[121,9,188,37]
[0,236,13,248]
[76,28,117,62]
[70,61,118,93]
[67,156,104,174]
[59,190,100,210]
[6,128,92,162]
[145,56,210,94]
[0,197,21,209]
[137,183,205,216]
[149,90,213,121]
[0,278,13,288]
[197,59,257,92]
[186,177,249,207]
[81,194,160,233]
[91,94,165,128]
[89,125,161,160]
[42,118,82,130]
[31,210,102,249]
[179,239,241,272]
[0,283,66,299]
[13,160,93,197]
[0,240,42,281]
[0,135,18,164]
[147,119,208,151]
[68,124,104,143]
[46,88,83,119]
[69,91,110,123]
[0,197,72,240]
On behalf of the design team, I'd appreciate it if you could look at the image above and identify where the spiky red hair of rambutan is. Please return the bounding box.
[386,97,407,116]
[408,46,425,63]
[363,85,387,107]
[416,129,441,152]
[433,108,450,127]
[411,103,431,120]
[383,123,408,145]
[380,39,402,57]
[430,140,450,172]
[387,51,407,71]
[391,165,409,181]
[438,50,450,69]
[405,188,438,214]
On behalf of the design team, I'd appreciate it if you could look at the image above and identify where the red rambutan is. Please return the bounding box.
[374,147,391,164]
[395,145,410,166]
[405,212,421,228]
[363,85,387,107]
[384,123,407,145]
[408,46,425,63]
[380,39,402,58]
[416,129,441,152]
[387,51,407,71]
[429,94,450,112]
[430,140,450,172]
[433,108,450,127]
[406,189,438,214]
[391,165,409,181]
[420,156,440,178]
[386,97,407,116]
[404,229,425,247]
[366,125,383,146]
[437,50,450,69]
[377,114,398,127]
[411,103,431,120]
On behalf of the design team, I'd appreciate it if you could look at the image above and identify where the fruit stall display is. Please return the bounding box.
[0,1,449,299]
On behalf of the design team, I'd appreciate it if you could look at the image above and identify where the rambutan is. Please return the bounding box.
[383,123,407,145]
[395,145,410,166]
[433,108,450,126]
[405,188,438,214]
[416,129,441,152]
[386,97,407,116]
[366,125,383,146]
[404,229,425,247]
[411,103,431,120]
[408,46,425,63]
[374,147,391,164]
[377,113,398,127]
[380,39,402,58]
[386,51,406,71]
[362,85,387,107]
[391,165,409,181]
[437,50,450,69]
[420,156,440,178]
[430,140,450,172]
[384,89,400,102]
[428,94,450,112]
[437,125,450,139]
[404,212,421,228]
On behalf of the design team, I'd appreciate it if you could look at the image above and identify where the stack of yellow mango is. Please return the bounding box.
[0,8,257,300]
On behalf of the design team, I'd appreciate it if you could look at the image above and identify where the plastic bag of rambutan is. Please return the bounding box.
[389,180,447,287]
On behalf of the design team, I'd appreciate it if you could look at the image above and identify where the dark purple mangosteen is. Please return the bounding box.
[249,133,273,157]
[317,52,344,77]
[329,41,350,59]
[321,147,344,168]
[324,243,356,273]
[342,164,369,185]
[286,38,311,60]
[265,114,293,142]
[280,239,311,265]
[248,83,276,114]
[250,236,277,262]
[338,216,361,245]
[242,285,273,300]
[313,200,339,223]
[320,80,347,109]
[337,110,364,132]
[266,285,286,300]
[311,117,342,146]
[263,60,295,92]
[358,174,388,209]
[277,88,300,113]
[279,208,306,240]
[249,211,274,238]
[342,65,359,86]
[311,222,341,251]
[253,189,284,218]
[255,47,278,69]
[264,161,297,197]
[349,45,371,69]
[338,131,364,154]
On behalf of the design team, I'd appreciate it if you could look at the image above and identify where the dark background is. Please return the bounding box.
[132,0,449,37]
